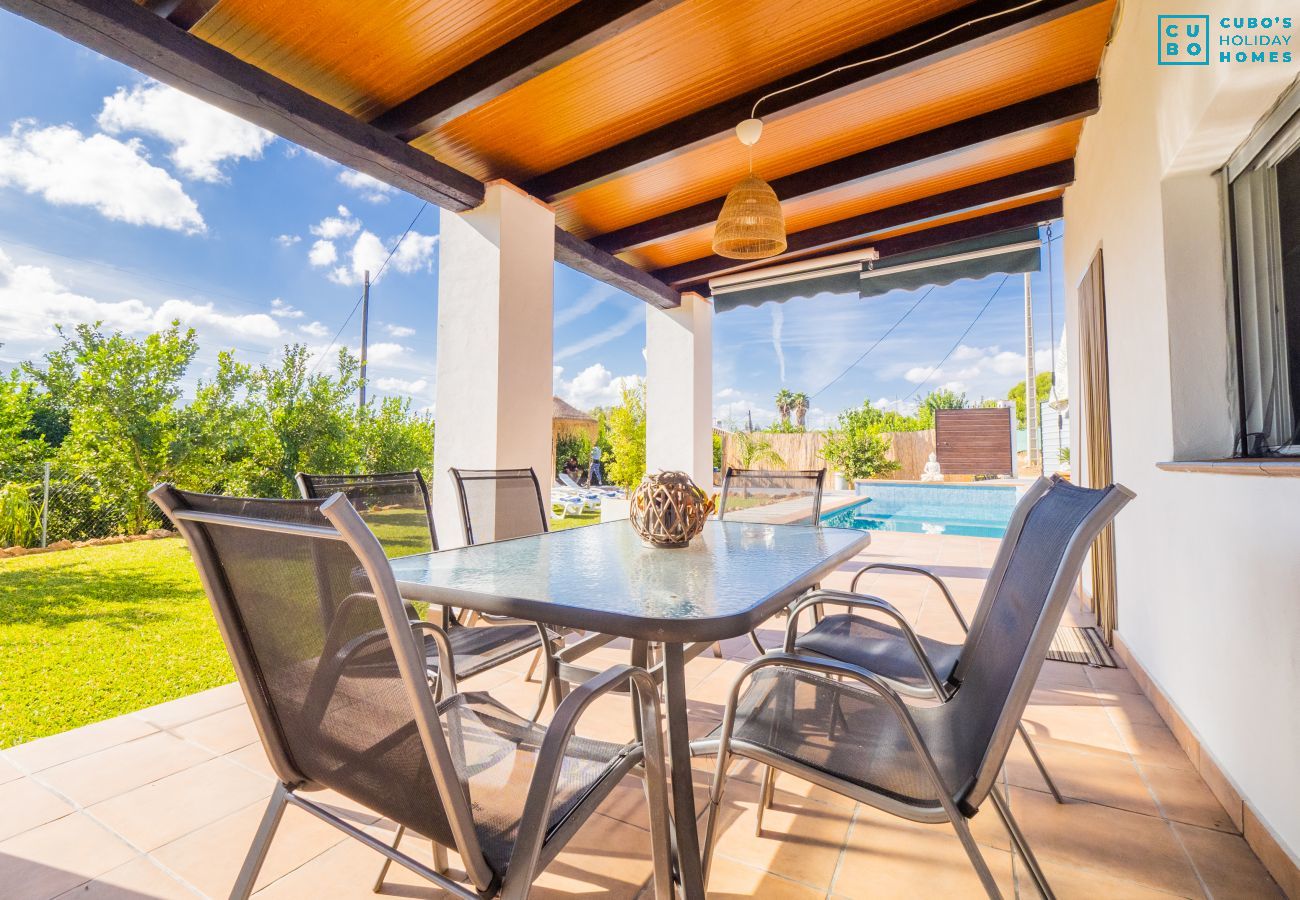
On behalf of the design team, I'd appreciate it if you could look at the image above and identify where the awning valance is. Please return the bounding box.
[710,226,1043,312]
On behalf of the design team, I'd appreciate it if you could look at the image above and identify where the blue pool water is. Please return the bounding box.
[820,482,1018,538]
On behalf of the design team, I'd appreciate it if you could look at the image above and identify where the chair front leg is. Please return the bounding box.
[230,783,290,900]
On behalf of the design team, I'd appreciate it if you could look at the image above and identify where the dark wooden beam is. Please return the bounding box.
[590,82,1097,254]
[3,0,682,308]
[555,228,679,309]
[140,0,216,30]
[657,182,1068,290]
[371,0,687,141]
[2,0,485,211]
[523,0,1101,201]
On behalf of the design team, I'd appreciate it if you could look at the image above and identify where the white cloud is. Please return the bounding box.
[310,205,360,240]
[270,298,303,319]
[385,324,416,338]
[98,81,274,182]
[365,342,408,363]
[0,121,204,233]
[328,229,436,286]
[338,169,395,202]
[554,305,643,362]
[276,234,301,246]
[0,249,278,346]
[770,305,786,383]
[553,363,642,410]
[300,320,329,338]
[902,344,1028,385]
[555,284,615,327]
[375,376,428,394]
[308,239,337,267]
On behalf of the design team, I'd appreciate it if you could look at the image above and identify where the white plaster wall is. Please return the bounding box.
[432,183,554,546]
[1063,0,1300,861]
[646,292,714,488]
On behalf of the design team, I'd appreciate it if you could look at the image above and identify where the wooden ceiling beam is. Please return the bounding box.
[523,0,1103,201]
[139,0,216,31]
[371,0,687,141]
[1,0,681,308]
[590,81,1097,254]
[653,165,1072,289]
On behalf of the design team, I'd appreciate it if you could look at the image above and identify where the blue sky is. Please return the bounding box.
[0,9,1065,426]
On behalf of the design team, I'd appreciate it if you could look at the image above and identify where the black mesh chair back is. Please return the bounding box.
[149,488,470,854]
[718,468,826,525]
[297,471,437,556]
[949,479,1134,808]
[449,467,549,545]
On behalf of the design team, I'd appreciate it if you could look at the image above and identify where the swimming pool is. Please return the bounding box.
[820,482,1019,538]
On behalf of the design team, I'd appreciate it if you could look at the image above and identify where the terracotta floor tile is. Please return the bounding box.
[1085,664,1145,696]
[1002,740,1161,818]
[1036,857,1190,899]
[1174,822,1285,899]
[707,778,853,890]
[154,799,347,898]
[1140,764,1236,834]
[226,741,277,781]
[0,812,138,900]
[0,777,75,842]
[0,753,23,784]
[1001,785,1204,897]
[38,732,213,808]
[88,755,272,850]
[132,681,244,730]
[836,806,1016,898]
[4,715,158,774]
[707,854,826,898]
[1020,697,1131,756]
[1116,721,1198,772]
[52,855,195,899]
[173,703,260,755]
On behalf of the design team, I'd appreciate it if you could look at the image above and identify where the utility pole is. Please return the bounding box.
[1024,272,1039,471]
[358,269,370,414]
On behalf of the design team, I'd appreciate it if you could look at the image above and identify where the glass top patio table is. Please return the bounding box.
[388,520,870,644]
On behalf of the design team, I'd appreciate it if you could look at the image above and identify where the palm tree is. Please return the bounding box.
[774,389,795,426]
[791,391,810,429]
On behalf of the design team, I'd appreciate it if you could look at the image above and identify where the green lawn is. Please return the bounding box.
[550,508,601,530]
[0,538,232,748]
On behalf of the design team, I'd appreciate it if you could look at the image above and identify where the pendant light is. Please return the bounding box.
[712,117,787,260]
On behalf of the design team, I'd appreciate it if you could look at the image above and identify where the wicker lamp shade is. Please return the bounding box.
[628,471,714,548]
[712,175,787,260]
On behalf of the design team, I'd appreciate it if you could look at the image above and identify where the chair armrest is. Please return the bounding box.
[503,665,670,898]
[708,652,960,813]
[849,563,969,632]
[784,589,949,698]
[411,621,457,699]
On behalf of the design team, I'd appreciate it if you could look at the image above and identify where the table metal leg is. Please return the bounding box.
[662,642,705,899]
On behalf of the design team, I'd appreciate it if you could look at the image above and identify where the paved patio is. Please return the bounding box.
[0,532,1282,899]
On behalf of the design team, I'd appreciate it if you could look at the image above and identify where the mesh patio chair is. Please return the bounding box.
[449,467,551,546]
[298,471,564,721]
[151,485,673,900]
[699,478,1134,899]
[777,477,1066,817]
[716,467,826,655]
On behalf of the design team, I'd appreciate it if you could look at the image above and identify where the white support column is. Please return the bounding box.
[433,181,554,546]
[646,291,713,489]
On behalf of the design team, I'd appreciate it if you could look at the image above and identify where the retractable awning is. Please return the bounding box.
[709,226,1044,312]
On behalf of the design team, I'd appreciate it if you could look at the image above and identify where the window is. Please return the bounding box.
[1228,93,1300,457]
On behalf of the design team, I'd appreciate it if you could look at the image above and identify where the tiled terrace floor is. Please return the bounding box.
[1,532,1284,898]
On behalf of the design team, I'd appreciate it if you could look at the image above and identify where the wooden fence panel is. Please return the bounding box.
[933,407,1014,475]
[720,429,936,481]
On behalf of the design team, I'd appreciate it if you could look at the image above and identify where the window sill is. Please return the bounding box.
[1156,459,1300,477]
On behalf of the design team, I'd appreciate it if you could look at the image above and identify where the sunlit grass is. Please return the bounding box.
[0,538,231,748]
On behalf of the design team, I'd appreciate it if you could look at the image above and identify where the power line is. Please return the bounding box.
[309,201,428,374]
[906,274,1010,403]
[809,285,935,399]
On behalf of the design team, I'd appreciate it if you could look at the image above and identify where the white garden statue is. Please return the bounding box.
[920,452,944,482]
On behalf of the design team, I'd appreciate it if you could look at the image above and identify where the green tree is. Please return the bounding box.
[0,371,46,471]
[820,402,900,481]
[1006,372,1053,428]
[28,323,197,531]
[729,430,786,468]
[791,391,810,428]
[606,383,647,489]
[555,432,592,476]
[914,388,968,429]
[355,396,434,479]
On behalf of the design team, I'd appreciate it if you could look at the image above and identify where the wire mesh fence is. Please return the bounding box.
[0,463,157,549]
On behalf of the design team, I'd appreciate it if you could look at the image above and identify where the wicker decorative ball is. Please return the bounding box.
[628,471,714,548]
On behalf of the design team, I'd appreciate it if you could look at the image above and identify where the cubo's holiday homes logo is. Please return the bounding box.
[1158,14,1294,66]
